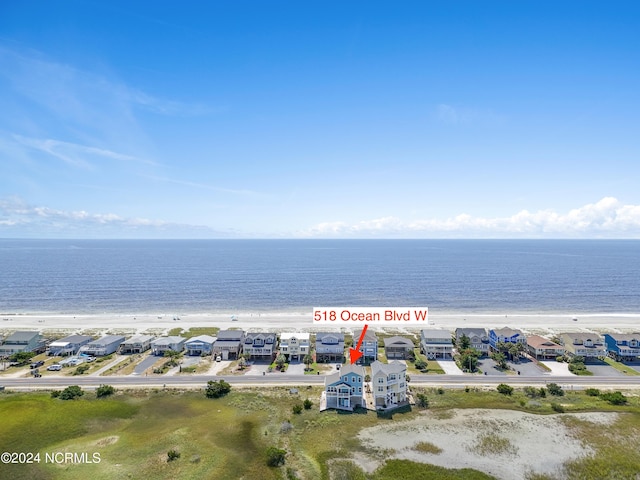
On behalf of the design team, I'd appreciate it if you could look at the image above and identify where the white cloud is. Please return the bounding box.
[0,197,229,238]
[299,198,640,238]
[11,134,154,169]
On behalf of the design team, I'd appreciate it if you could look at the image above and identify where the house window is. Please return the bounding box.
[378,378,383,383]
[377,386,383,392]
[351,376,355,383]
[358,387,362,393]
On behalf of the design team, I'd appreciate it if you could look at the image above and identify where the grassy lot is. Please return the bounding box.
[1,386,639,480]
[603,357,640,376]
[303,362,334,375]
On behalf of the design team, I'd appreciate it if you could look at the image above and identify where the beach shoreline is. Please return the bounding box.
[1,311,638,335]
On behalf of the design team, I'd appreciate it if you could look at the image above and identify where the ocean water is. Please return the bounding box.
[0,239,638,315]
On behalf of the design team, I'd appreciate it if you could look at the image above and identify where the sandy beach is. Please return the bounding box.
[1,311,638,336]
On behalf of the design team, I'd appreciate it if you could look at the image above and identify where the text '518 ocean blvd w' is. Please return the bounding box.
[313,307,429,324]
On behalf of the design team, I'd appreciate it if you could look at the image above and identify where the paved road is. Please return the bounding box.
[2,374,640,390]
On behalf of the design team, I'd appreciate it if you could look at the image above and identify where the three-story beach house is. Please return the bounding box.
[353,327,378,365]
[419,329,453,359]
[323,363,364,411]
[370,360,407,408]
[315,332,345,363]
[279,333,310,361]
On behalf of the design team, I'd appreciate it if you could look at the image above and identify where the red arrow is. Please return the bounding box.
[349,324,368,364]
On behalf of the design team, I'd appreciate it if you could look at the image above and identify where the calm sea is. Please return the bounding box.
[0,239,638,315]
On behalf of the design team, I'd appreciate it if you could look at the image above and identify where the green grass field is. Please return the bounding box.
[1,386,639,480]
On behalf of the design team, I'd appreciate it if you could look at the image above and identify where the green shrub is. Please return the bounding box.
[167,449,181,462]
[600,391,627,405]
[96,384,116,398]
[266,446,286,467]
[416,393,429,408]
[72,364,90,375]
[292,404,303,414]
[205,380,231,399]
[497,384,513,396]
[585,388,600,397]
[547,383,564,396]
[59,385,84,400]
[551,403,565,413]
[436,387,444,395]
[303,399,313,410]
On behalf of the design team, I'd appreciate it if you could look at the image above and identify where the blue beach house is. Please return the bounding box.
[604,333,640,362]
[489,327,526,352]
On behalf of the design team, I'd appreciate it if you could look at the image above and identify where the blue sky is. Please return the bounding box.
[1,1,639,238]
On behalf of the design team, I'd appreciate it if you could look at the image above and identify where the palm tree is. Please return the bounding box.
[303,353,313,371]
[238,356,247,370]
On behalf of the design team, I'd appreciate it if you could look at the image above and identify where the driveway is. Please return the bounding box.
[508,358,545,377]
[586,360,627,377]
[539,360,572,376]
[477,358,506,376]
[133,355,158,375]
[438,359,465,375]
[284,361,306,375]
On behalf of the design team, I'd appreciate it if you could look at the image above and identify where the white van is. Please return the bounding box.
[47,364,62,371]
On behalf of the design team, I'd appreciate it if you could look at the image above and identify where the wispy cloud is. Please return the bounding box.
[11,134,155,169]
[299,198,640,238]
[435,104,506,126]
[0,197,231,238]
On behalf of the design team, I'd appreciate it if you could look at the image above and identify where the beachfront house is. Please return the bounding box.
[48,335,93,356]
[419,329,453,359]
[371,360,407,409]
[150,336,186,356]
[604,333,640,362]
[315,332,345,363]
[323,363,364,411]
[353,327,378,365]
[559,332,606,359]
[242,332,277,360]
[279,333,310,361]
[383,336,415,360]
[185,335,216,356]
[455,328,490,356]
[79,335,125,356]
[0,331,43,356]
[213,330,245,360]
[119,335,155,354]
[526,335,565,360]
[489,327,526,352]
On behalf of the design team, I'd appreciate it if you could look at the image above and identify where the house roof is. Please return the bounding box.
[89,335,126,346]
[383,336,414,348]
[122,335,155,344]
[316,332,344,343]
[186,335,216,344]
[324,363,364,386]
[455,328,488,339]
[420,329,452,340]
[150,336,185,346]
[371,360,406,377]
[353,328,377,343]
[244,332,277,342]
[526,335,563,349]
[491,327,524,337]
[3,331,40,343]
[280,332,310,341]
[560,332,603,343]
[604,333,640,342]
[216,330,244,340]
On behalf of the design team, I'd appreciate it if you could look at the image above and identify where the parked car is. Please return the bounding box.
[47,364,62,371]
[30,360,45,369]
